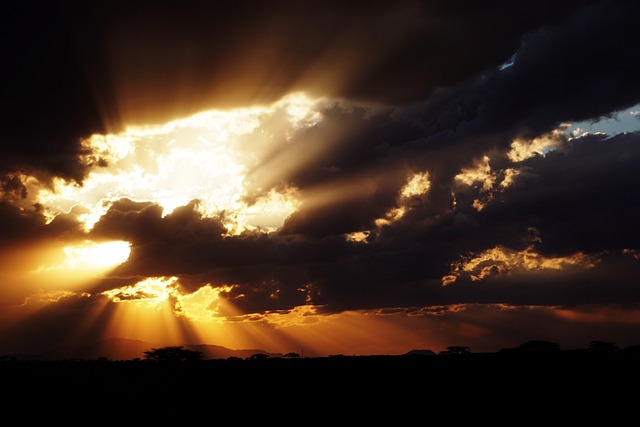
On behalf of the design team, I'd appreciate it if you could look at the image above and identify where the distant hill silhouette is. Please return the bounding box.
[185,344,282,360]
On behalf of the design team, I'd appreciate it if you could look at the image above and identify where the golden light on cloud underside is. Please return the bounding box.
[20,93,323,235]
[345,230,370,243]
[374,171,430,228]
[99,277,226,346]
[443,245,600,285]
[102,277,237,322]
[454,156,521,212]
[508,127,567,162]
[455,156,495,190]
[98,278,339,352]
[95,274,439,356]
[102,276,179,305]
[400,172,430,198]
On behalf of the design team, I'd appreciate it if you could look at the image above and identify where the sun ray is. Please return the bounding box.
[102,291,203,347]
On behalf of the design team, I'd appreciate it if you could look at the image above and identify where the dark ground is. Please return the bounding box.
[1,350,637,421]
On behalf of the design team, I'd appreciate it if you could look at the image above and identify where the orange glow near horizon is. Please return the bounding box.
[4,281,640,355]
[92,276,446,355]
[553,305,640,324]
[103,292,203,347]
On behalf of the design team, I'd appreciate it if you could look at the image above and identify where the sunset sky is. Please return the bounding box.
[1,0,640,358]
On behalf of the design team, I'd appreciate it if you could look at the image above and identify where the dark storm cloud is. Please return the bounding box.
[90,198,226,246]
[0,2,104,183]
[387,0,640,214]
[0,188,84,249]
[427,132,640,265]
[1,0,595,185]
[486,133,640,256]
[472,0,640,136]
[0,203,44,249]
[268,0,640,240]
[274,102,422,236]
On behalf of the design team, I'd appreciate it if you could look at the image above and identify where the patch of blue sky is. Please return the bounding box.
[564,103,640,138]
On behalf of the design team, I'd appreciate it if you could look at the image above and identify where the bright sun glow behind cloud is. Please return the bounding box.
[22,93,322,235]
[62,240,131,269]
[40,240,131,272]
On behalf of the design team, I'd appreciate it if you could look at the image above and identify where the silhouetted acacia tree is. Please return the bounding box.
[284,352,301,358]
[143,346,204,362]
[439,346,471,355]
[247,353,269,360]
[588,340,619,352]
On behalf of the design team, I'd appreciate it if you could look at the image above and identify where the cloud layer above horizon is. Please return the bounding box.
[1,0,640,355]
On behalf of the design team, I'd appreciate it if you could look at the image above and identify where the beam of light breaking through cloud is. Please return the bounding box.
[17,93,324,235]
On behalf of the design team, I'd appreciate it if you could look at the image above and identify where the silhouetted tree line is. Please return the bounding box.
[2,340,639,362]
[137,340,640,362]
[143,345,204,362]
[435,340,638,356]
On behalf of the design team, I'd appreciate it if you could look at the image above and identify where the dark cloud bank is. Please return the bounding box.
[2,1,640,333]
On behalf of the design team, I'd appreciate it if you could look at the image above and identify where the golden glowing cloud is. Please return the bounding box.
[454,157,521,211]
[400,172,430,198]
[174,284,236,322]
[500,168,520,188]
[102,277,240,323]
[455,156,495,190]
[508,127,567,162]
[345,231,370,243]
[443,245,600,285]
[375,207,407,227]
[374,171,430,228]
[18,93,325,235]
[102,276,179,305]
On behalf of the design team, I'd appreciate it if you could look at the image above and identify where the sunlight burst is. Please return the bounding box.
[48,240,131,271]
[21,92,322,235]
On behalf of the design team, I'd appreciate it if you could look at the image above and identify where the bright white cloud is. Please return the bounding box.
[18,93,324,235]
